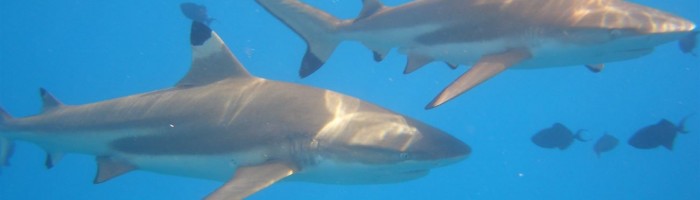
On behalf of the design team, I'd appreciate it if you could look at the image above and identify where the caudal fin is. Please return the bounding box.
[574,129,589,142]
[677,113,694,134]
[256,0,342,77]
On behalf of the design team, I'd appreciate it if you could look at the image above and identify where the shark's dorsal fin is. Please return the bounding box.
[176,21,251,87]
[44,152,64,169]
[39,88,63,112]
[206,162,296,200]
[93,156,137,184]
[355,0,386,22]
[427,48,531,109]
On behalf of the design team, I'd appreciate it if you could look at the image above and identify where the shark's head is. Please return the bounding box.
[303,92,469,184]
[558,0,696,58]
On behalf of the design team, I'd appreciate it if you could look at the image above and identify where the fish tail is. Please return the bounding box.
[678,113,694,134]
[574,129,588,142]
[256,0,343,77]
[0,106,15,167]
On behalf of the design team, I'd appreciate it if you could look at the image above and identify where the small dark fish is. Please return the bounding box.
[531,123,587,150]
[679,31,698,55]
[593,133,618,158]
[180,3,213,25]
[628,116,691,151]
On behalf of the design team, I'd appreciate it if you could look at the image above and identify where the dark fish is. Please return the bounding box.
[531,123,587,150]
[679,31,698,55]
[628,116,691,150]
[593,133,619,158]
[180,3,213,25]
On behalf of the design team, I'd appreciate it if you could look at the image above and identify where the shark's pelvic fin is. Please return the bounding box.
[206,162,296,200]
[175,21,251,88]
[93,156,137,184]
[585,64,605,73]
[39,88,63,113]
[44,152,65,169]
[355,0,386,22]
[404,54,434,74]
[426,49,532,109]
[255,0,342,78]
[446,62,459,70]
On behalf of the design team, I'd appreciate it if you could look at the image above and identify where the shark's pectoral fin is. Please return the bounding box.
[93,156,137,184]
[426,49,532,109]
[44,152,64,169]
[404,54,434,74]
[205,162,296,200]
[585,64,605,73]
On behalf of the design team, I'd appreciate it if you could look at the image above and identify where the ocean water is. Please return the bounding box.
[0,0,698,199]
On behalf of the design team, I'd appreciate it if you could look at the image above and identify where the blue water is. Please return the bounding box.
[1,0,698,199]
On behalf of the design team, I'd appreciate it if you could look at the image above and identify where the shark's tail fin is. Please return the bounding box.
[677,113,694,134]
[0,107,15,167]
[256,0,343,77]
[574,129,589,142]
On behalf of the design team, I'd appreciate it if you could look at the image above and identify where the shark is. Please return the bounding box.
[0,4,470,199]
[255,0,697,109]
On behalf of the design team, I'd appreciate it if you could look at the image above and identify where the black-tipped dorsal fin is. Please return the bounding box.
[175,21,251,88]
[93,156,137,184]
[355,0,386,21]
[39,88,63,112]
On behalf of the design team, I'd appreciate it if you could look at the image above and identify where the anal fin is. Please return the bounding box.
[205,162,296,200]
[94,156,137,184]
[585,64,604,73]
[426,48,531,109]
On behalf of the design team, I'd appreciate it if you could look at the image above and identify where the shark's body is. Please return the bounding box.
[0,6,469,199]
[256,0,697,108]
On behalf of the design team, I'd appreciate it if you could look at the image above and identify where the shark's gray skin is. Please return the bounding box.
[531,123,586,150]
[255,0,697,109]
[0,10,470,200]
[593,133,618,158]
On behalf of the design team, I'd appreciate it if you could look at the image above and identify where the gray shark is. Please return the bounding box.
[0,8,470,199]
[255,0,697,109]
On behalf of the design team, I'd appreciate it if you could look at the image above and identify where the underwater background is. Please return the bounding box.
[0,0,698,199]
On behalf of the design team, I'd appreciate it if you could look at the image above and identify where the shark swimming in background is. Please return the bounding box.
[0,4,470,199]
[255,0,697,109]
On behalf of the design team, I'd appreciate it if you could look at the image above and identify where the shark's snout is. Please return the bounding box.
[594,1,696,34]
[407,119,470,162]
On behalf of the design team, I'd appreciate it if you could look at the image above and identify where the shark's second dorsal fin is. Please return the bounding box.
[39,88,63,112]
[355,0,386,22]
[176,21,251,87]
